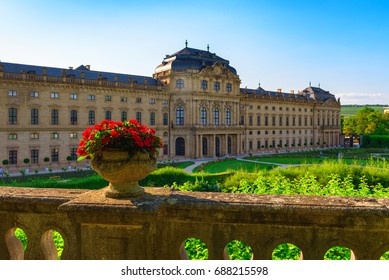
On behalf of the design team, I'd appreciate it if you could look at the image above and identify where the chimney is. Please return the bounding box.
[290,90,294,94]
[85,65,91,70]
[69,66,73,70]
[277,88,282,93]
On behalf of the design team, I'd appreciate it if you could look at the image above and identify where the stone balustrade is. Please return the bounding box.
[1,186,388,260]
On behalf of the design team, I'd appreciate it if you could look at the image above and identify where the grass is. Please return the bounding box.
[341,105,387,117]
[193,158,276,173]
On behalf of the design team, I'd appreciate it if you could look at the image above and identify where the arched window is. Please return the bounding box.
[201,80,208,90]
[226,83,232,92]
[202,137,208,156]
[176,79,184,89]
[214,82,220,92]
[175,137,185,156]
[227,136,232,154]
[213,108,219,126]
[176,106,184,125]
[226,108,231,126]
[215,137,221,157]
[200,107,207,125]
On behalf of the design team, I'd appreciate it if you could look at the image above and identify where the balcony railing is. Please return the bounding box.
[0,186,388,260]
[2,72,164,91]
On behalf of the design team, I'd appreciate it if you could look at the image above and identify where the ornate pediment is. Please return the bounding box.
[198,62,237,80]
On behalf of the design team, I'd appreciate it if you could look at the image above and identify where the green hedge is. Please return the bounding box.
[361,135,389,148]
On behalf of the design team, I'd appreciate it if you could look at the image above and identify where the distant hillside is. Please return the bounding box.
[341,105,387,117]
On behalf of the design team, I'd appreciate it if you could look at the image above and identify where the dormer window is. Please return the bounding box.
[214,82,220,92]
[176,79,184,89]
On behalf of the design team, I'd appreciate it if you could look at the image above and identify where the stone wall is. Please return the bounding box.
[1,187,388,260]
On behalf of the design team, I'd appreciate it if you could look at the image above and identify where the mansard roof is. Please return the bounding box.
[300,86,337,102]
[241,86,338,102]
[155,47,237,75]
[241,86,310,100]
[0,62,159,86]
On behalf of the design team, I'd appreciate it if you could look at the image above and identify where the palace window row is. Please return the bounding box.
[7,90,167,104]
[176,79,232,92]
[7,108,167,126]
[7,132,79,141]
[5,148,78,165]
[198,107,232,126]
[243,114,339,128]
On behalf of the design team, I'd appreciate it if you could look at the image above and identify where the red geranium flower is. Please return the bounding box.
[77,119,163,161]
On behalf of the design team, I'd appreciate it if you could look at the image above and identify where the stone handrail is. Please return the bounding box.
[0,186,388,260]
[2,72,163,91]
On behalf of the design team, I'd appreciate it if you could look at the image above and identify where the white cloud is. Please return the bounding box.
[336,92,389,105]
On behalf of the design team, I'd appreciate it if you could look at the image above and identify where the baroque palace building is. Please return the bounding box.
[0,44,341,170]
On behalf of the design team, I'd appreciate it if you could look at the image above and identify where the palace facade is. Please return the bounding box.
[0,45,341,170]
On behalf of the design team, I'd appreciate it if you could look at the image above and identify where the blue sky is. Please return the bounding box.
[1,0,388,105]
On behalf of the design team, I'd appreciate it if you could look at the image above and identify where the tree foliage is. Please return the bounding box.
[342,107,389,136]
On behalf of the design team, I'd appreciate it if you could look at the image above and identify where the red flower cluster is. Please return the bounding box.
[77,120,163,160]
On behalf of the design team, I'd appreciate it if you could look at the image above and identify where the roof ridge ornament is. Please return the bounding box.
[185,40,188,48]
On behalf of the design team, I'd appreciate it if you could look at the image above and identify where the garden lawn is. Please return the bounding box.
[194,159,276,173]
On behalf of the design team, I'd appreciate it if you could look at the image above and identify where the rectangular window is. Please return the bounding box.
[31,149,39,164]
[121,111,127,122]
[30,92,39,97]
[265,116,268,126]
[88,95,95,101]
[163,144,168,155]
[30,133,39,139]
[9,150,17,165]
[70,148,78,161]
[8,108,17,125]
[31,109,39,125]
[105,95,112,101]
[8,133,17,140]
[70,110,78,125]
[136,112,142,123]
[163,113,168,126]
[121,97,127,102]
[149,98,156,104]
[249,141,253,150]
[257,116,261,126]
[272,116,276,126]
[249,116,253,126]
[163,99,169,106]
[51,148,59,162]
[70,94,78,100]
[88,110,95,125]
[136,97,142,103]
[105,111,112,120]
[8,90,17,96]
[257,140,261,149]
[70,133,78,139]
[51,109,59,125]
[150,112,156,125]
[279,116,282,126]
[51,92,59,99]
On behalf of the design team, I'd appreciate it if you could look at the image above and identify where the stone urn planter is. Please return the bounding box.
[91,150,156,198]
